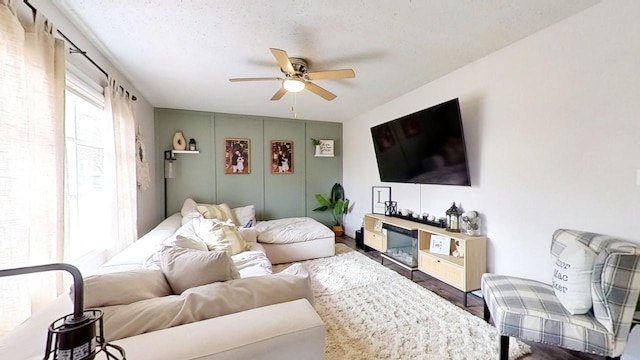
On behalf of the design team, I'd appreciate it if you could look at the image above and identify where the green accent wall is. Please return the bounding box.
[155,109,342,224]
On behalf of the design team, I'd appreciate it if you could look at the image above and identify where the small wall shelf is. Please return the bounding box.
[165,149,199,160]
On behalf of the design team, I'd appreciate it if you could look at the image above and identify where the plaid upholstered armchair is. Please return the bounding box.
[482,229,640,360]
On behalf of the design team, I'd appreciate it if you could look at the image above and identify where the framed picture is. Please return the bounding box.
[224,138,250,174]
[429,235,451,256]
[271,140,293,174]
[371,186,391,214]
[317,139,334,157]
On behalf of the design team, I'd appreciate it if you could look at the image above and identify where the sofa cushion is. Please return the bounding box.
[238,226,257,243]
[100,263,314,341]
[159,246,240,294]
[552,240,596,314]
[180,198,202,225]
[206,221,247,255]
[232,204,256,227]
[170,235,209,251]
[197,203,237,224]
[78,268,172,308]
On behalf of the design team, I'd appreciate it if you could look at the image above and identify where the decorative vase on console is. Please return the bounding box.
[173,131,187,150]
[460,211,481,236]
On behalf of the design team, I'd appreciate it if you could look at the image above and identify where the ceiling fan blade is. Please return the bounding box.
[305,81,336,101]
[306,69,355,80]
[270,87,287,101]
[229,77,281,82]
[270,48,295,74]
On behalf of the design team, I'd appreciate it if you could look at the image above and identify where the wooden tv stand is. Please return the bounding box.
[363,213,487,307]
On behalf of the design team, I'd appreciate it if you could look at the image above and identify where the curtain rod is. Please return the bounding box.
[23,0,137,101]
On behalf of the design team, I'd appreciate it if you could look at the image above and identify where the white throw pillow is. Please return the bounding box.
[172,235,208,251]
[232,205,256,227]
[180,198,202,225]
[552,240,596,314]
[159,246,240,294]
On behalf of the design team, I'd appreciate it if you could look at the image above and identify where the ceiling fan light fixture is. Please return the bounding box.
[283,78,305,93]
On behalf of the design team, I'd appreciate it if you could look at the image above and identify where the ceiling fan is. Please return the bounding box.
[229,48,355,101]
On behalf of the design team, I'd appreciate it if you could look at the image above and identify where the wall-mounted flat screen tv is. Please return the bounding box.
[370,98,471,186]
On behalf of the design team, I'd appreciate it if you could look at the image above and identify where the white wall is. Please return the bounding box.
[32,0,161,236]
[344,0,640,283]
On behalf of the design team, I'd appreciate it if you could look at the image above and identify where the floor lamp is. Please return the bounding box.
[164,150,176,218]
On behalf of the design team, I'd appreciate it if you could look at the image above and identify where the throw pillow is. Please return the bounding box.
[197,203,237,224]
[232,205,256,227]
[552,240,597,315]
[180,198,202,225]
[78,268,172,308]
[159,246,240,294]
[202,220,247,255]
[172,235,208,251]
[237,227,257,243]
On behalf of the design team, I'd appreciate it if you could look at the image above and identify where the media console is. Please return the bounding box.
[363,213,487,307]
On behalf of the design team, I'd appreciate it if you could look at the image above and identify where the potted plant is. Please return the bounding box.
[313,182,350,236]
[310,138,321,156]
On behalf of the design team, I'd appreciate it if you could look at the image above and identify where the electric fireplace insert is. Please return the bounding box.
[381,223,418,279]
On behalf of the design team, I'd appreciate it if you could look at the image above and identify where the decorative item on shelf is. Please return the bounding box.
[429,234,451,255]
[0,264,126,360]
[412,212,420,219]
[188,138,197,151]
[445,202,462,232]
[452,240,465,258]
[172,131,187,150]
[313,183,350,236]
[371,186,391,214]
[384,200,397,216]
[310,138,321,156]
[421,212,429,220]
[399,208,412,217]
[460,211,482,236]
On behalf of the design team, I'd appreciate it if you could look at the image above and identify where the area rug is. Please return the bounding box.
[274,244,531,360]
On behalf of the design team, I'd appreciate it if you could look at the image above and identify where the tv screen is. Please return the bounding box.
[371,98,471,186]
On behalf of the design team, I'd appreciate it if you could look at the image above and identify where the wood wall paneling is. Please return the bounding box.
[155,108,342,222]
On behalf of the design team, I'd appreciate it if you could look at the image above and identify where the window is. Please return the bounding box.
[64,74,114,262]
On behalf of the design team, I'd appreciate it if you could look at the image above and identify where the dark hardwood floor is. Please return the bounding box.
[335,235,605,360]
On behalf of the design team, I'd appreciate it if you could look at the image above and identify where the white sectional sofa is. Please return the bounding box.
[0,214,327,360]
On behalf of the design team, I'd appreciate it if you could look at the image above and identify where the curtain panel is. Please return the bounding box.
[105,79,138,255]
[0,1,65,336]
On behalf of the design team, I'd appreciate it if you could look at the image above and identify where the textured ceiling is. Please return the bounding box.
[55,0,599,122]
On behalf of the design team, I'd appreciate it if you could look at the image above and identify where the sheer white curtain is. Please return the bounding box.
[0,1,65,336]
[105,79,137,255]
